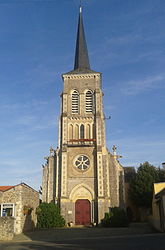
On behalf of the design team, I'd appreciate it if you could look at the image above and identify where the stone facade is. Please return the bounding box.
[42,7,125,225]
[0,217,15,241]
[42,73,125,224]
[0,183,39,236]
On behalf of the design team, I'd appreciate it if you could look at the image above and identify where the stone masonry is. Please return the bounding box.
[0,183,39,236]
[42,7,125,225]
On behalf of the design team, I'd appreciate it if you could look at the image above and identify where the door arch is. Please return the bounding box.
[75,199,91,225]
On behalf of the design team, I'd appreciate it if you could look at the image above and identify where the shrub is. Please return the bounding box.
[36,202,65,228]
[101,212,112,227]
[101,207,129,227]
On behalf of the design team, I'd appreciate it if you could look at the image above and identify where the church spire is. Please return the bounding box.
[74,5,91,72]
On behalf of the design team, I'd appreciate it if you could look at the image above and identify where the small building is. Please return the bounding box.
[150,182,165,232]
[0,183,39,240]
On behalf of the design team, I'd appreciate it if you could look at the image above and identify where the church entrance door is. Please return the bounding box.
[75,199,91,225]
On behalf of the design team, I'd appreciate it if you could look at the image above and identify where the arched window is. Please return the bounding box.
[85,90,93,113]
[72,90,79,114]
[86,124,91,139]
[75,124,79,140]
[69,124,73,140]
[80,124,84,139]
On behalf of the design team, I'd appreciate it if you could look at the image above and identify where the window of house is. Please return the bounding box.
[0,203,14,217]
[85,90,93,113]
[71,90,79,114]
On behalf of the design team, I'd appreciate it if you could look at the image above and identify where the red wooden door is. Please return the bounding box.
[75,199,91,225]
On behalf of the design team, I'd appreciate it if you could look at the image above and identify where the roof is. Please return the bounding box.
[155,188,165,199]
[66,6,97,75]
[0,186,15,191]
[154,182,165,196]
[0,183,39,193]
[65,68,99,75]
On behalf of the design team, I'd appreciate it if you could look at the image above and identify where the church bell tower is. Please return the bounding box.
[42,6,125,225]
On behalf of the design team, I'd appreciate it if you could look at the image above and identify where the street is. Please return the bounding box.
[0,224,164,250]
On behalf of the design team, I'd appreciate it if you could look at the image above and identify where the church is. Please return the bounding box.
[42,6,125,225]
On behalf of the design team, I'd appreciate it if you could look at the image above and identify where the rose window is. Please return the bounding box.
[75,155,90,171]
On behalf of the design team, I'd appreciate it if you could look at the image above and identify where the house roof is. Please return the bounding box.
[154,182,165,196]
[0,186,15,191]
[0,183,39,193]
[155,188,165,199]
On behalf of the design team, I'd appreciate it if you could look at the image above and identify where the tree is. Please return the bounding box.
[129,162,165,208]
[36,202,65,228]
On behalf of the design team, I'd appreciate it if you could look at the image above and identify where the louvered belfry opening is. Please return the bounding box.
[72,90,79,114]
[85,90,93,113]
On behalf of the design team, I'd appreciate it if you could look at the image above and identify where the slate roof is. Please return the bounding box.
[66,7,99,75]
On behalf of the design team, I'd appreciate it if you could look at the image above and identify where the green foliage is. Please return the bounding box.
[101,212,112,227]
[101,207,129,227]
[129,162,165,208]
[36,202,65,228]
[126,207,133,222]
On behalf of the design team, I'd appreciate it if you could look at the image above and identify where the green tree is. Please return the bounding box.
[129,162,165,208]
[36,202,65,228]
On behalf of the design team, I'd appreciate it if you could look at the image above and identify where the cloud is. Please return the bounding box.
[104,104,116,112]
[30,119,58,131]
[0,100,49,113]
[120,74,165,95]
[107,135,165,167]
[0,159,21,168]
[17,115,36,126]
[106,34,141,47]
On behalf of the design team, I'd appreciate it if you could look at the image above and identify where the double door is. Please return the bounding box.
[75,199,91,225]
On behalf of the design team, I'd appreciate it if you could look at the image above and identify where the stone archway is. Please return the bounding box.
[69,184,94,225]
[69,184,94,202]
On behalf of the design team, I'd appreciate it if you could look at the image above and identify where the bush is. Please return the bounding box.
[101,207,129,227]
[36,202,65,228]
[101,212,112,227]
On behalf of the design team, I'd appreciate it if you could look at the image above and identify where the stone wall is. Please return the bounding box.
[0,183,39,235]
[0,217,15,241]
[17,184,39,234]
[109,154,125,208]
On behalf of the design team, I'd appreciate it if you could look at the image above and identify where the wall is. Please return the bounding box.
[0,217,15,241]
[0,183,39,235]
[150,183,165,232]
[16,184,39,234]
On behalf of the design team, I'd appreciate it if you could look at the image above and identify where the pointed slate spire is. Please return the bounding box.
[74,6,91,72]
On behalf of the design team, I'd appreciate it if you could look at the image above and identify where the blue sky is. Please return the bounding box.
[0,0,165,191]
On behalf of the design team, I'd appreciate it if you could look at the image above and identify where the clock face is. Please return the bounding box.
[74,155,90,171]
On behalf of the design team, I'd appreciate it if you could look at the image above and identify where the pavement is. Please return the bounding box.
[0,223,164,250]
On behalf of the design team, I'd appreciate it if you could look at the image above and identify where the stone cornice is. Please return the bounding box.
[62,73,101,80]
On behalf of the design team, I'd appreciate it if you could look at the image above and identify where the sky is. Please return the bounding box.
[0,0,165,191]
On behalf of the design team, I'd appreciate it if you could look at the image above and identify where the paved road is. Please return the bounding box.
[0,224,164,250]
